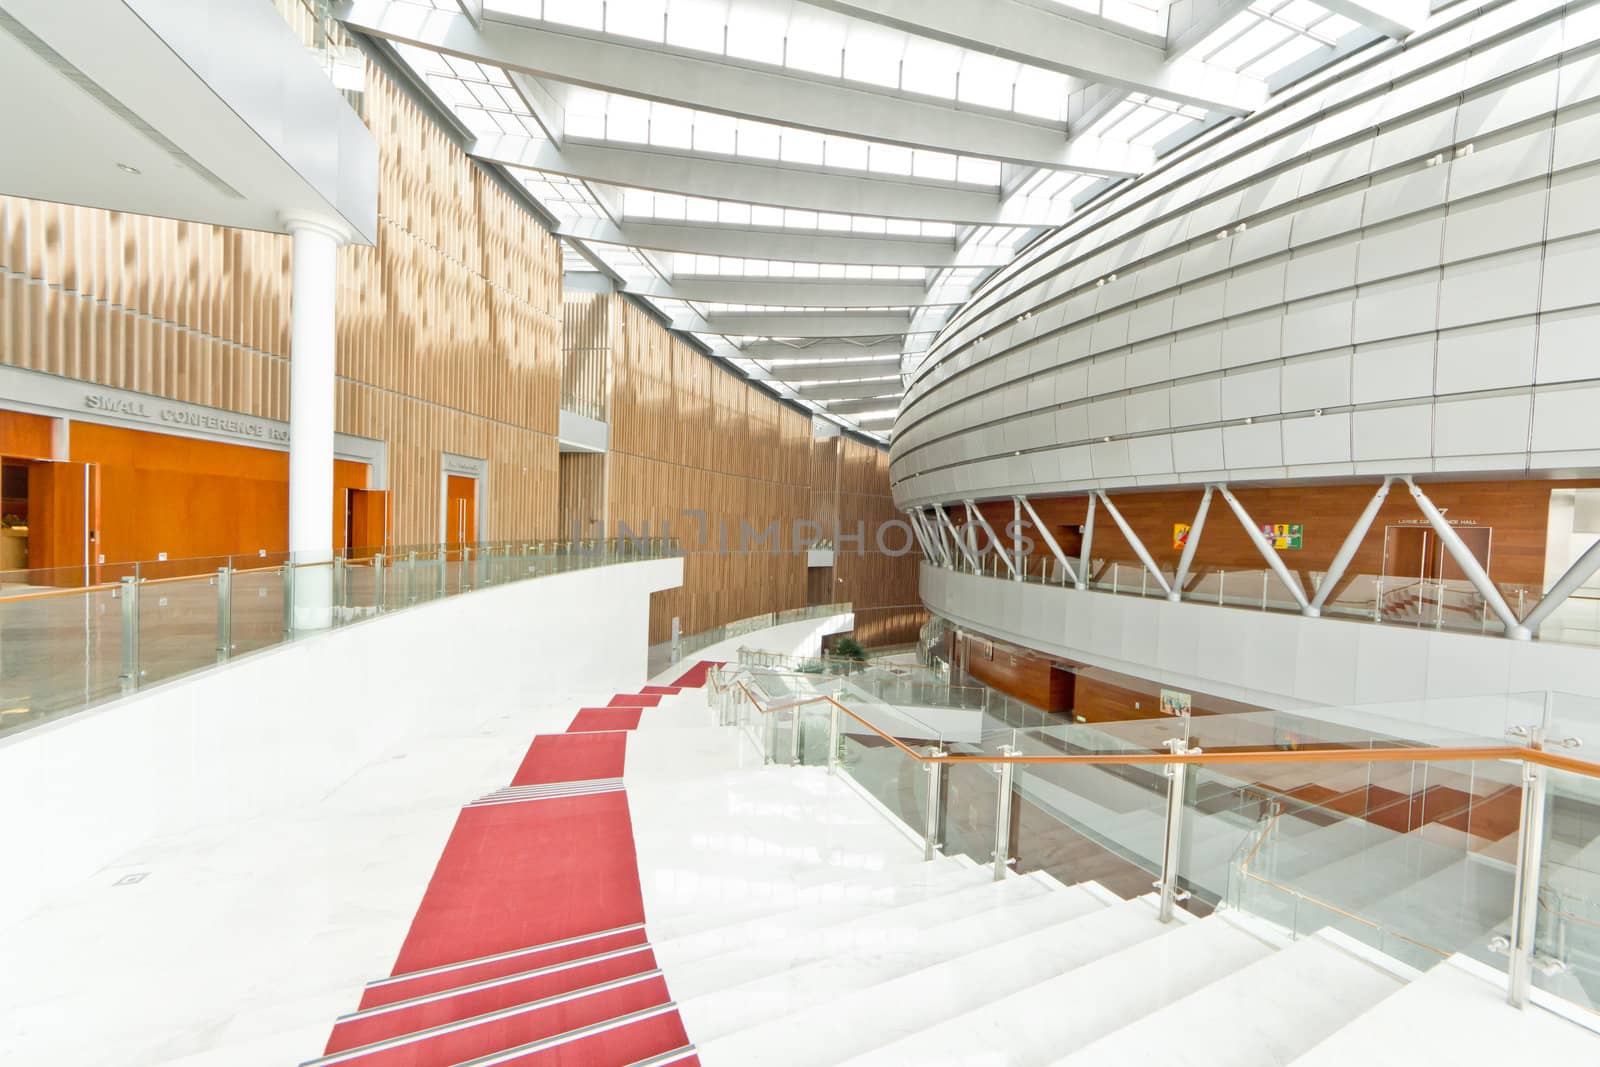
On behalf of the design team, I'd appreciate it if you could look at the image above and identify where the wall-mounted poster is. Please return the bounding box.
[1173,523,1191,550]
[1159,688,1192,717]
[1262,523,1303,549]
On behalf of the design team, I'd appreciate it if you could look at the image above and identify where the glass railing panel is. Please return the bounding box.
[136,571,224,688]
[1009,752,1168,895]
[1228,754,1519,973]
[839,728,930,841]
[0,584,126,735]
[939,759,1000,868]
[1536,764,1600,1010]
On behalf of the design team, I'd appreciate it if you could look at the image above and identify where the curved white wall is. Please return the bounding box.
[891,1,1600,509]
[0,557,682,923]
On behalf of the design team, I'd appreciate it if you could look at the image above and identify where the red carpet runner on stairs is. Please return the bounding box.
[305,663,722,1067]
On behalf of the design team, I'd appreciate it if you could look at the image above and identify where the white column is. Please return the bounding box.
[286,220,343,631]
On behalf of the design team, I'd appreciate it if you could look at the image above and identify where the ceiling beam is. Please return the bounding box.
[760,357,904,383]
[792,379,906,402]
[742,339,904,362]
[1313,1,1428,39]
[339,1,1155,172]
[823,395,907,416]
[477,135,1074,226]
[692,311,911,337]
[554,216,1003,266]
[794,0,1266,115]
[637,277,938,307]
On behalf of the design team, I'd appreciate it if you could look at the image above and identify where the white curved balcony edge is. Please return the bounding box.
[0,556,682,923]
[921,562,1600,712]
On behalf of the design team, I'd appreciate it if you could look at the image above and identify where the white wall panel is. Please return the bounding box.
[892,6,1600,509]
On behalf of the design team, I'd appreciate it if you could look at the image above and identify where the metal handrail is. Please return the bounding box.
[708,668,1592,774]
[711,664,1600,1009]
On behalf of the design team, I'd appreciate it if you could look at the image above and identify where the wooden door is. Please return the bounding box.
[446,475,477,550]
[347,489,389,557]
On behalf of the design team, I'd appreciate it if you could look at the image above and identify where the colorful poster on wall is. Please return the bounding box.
[1159,688,1192,717]
[1173,523,1191,550]
[1262,523,1303,549]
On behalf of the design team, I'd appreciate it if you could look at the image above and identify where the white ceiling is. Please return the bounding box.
[338,0,1410,440]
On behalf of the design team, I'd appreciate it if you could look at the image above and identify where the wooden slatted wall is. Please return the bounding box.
[604,297,812,643]
[828,435,926,646]
[0,60,564,544]
[560,292,612,420]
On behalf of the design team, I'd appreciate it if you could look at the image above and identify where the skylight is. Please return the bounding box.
[561,88,1004,186]
[620,189,957,239]
[484,0,1079,122]
[673,254,927,282]
[1193,1,1364,82]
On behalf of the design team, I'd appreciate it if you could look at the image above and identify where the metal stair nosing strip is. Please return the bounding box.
[468,777,628,808]
[450,1003,688,1067]
[364,922,649,991]
[625,1043,701,1067]
[337,942,658,1022]
[301,969,668,1066]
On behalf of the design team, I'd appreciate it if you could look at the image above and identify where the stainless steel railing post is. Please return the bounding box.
[828,703,840,775]
[924,754,945,861]
[215,566,232,661]
[119,575,140,687]
[993,750,1017,881]
[281,563,295,635]
[1158,738,1192,922]
[373,552,386,612]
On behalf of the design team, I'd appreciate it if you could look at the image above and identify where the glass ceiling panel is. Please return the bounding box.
[619,188,958,239]
[560,87,1003,186]
[483,0,1079,122]
[672,253,927,282]
[1193,1,1363,82]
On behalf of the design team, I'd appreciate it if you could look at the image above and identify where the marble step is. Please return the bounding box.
[1047,932,1406,1067]
[676,879,1107,1040]
[1289,956,1600,1065]
[644,857,985,942]
[695,895,1173,1067]
[836,911,1276,1066]
[653,866,1045,970]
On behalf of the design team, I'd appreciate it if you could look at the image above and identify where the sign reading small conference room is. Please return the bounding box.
[83,393,290,445]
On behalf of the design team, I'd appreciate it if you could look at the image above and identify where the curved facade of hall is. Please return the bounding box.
[890,3,1600,509]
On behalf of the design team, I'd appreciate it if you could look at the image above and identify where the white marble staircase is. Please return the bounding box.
[625,686,1600,1066]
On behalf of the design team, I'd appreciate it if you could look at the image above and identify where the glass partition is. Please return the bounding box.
[0,538,679,739]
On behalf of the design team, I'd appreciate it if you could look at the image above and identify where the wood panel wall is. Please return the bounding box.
[0,60,564,548]
[561,292,613,420]
[969,479,1600,598]
[828,435,926,646]
[558,451,606,537]
[605,298,812,643]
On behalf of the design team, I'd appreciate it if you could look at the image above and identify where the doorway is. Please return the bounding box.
[346,488,389,558]
[1381,524,1492,627]
[446,474,478,550]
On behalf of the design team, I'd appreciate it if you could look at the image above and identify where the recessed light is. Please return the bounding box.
[116,162,141,175]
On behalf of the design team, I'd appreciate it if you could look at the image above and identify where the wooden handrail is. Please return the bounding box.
[711,668,1600,780]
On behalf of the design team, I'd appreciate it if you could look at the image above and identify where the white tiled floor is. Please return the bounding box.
[0,696,582,1066]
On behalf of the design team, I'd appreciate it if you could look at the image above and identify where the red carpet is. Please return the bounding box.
[511,732,627,786]
[671,660,722,688]
[358,927,650,1010]
[318,680,697,1065]
[568,707,644,732]
[642,685,681,696]
[387,794,645,975]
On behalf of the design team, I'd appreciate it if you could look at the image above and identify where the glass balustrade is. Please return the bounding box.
[0,538,679,738]
[707,665,1600,1018]
[932,550,1566,646]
